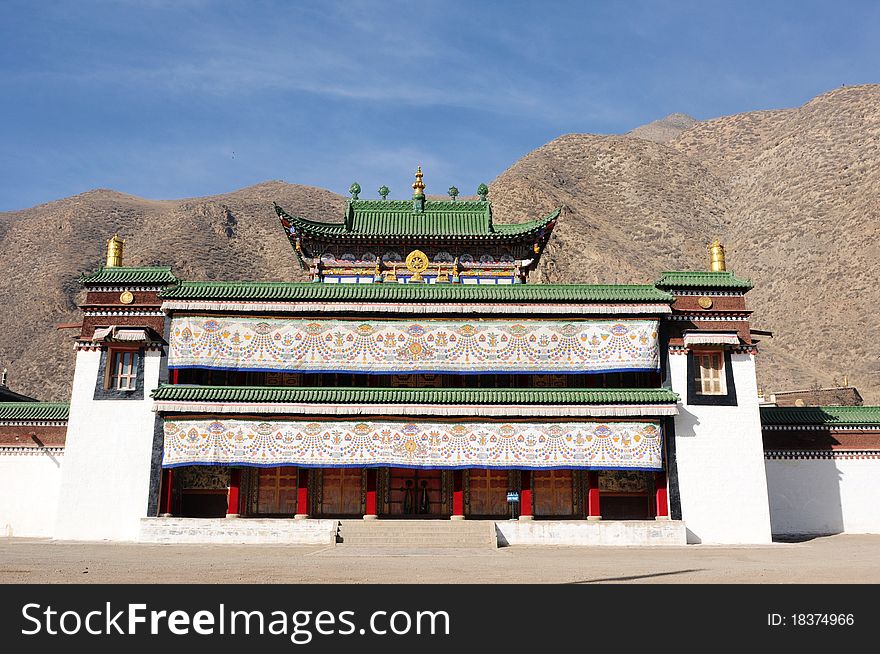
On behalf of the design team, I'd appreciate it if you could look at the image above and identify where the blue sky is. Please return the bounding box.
[1,0,878,211]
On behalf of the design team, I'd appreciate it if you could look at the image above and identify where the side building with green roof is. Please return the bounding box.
[0,401,68,537]
[761,405,880,536]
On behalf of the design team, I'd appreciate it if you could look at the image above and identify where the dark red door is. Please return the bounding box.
[533,470,574,517]
[387,468,443,516]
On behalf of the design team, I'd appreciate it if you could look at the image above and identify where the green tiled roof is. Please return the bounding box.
[152,385,679,405]
[275,201,559,240]
[0,402,70,421]
[761,406,880,426]
[80,266,178,285]
[655,271,753,291]
[160,281,673,304]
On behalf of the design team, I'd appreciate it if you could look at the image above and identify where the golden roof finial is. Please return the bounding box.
[106,234,125,268]
[412,165,425,198]
[708,239,726,272]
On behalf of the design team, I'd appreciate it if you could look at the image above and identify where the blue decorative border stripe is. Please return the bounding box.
[163,461,663,472]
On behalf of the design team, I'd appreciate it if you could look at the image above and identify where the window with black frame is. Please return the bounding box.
[108,349,139,391]
[687,348,738,406]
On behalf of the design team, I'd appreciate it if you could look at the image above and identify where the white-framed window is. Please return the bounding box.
[694,350,725,395]
[108,349,139,391]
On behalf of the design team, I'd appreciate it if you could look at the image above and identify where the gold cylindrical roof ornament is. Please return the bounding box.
[708,239,726,272]
[106,234,125,268]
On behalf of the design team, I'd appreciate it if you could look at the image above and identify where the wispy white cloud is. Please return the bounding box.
[1,1,628,126]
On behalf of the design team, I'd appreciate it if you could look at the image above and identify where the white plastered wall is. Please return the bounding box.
[0,448,64,537]
[765,456,880,536]
[669,351,773,544]
[54,348,161,541]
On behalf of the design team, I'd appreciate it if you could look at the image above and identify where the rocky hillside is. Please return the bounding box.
[627,112,697,143]
[1,84,877,402]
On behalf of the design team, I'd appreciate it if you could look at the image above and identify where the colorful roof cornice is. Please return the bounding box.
[153,385,679,405]
[159,281,673,304]
[152,386,679,417]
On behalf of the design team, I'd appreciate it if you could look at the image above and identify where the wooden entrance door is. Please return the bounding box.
[533,470,574,517]
[320,468,363,516]
[256,466,298,516]
[387,468,443,516]
[467,469,509,517]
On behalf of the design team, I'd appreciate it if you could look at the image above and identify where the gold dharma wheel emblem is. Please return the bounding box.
[405,249,430,283]
[119,290,134,305]
[697,295,713,309]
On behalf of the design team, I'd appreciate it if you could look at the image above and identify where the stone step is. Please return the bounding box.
[337,527,494,538]
[336,519,497,548]
[336,520,492,527]
[339,535,492,547]
[338,524,491,532]
[336,542,491,548]
[339,533,491,543]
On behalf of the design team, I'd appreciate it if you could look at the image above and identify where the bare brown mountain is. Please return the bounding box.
[1,84,878,402]
[627,112,697,143]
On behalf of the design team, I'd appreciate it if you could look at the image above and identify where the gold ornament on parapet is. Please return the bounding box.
[708,239,726,272]
[405,249,429,282]
[119,291,134,305]
[698,296,713,309]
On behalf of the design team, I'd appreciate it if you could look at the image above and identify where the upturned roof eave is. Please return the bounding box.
[275,203,560,242]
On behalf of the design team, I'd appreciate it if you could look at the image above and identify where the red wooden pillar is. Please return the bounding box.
[587,471,601,520]
[364,468,378,520]
[171,369,179,384]
[519,470,533,520]
[160,468,174,516]
[654,471,670,519]
[451,470,464,520]
[295,468,310,519]
[226,468,241,518]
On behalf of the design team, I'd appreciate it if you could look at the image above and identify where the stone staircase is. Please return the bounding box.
[335,519,498,548]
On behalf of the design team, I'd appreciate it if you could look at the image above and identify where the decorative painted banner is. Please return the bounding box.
[162,418,663,470]
[168,316,659,374]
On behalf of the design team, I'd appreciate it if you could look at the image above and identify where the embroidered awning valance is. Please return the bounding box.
[162,417,664,471]
[167,316,659,374]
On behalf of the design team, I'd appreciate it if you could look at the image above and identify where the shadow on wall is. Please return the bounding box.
[672,406,701,543]
[764,425,845,538]
[674,405,700,439]
[766,460,845,537]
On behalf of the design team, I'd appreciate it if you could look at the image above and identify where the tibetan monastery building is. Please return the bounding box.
[3,169,878,545]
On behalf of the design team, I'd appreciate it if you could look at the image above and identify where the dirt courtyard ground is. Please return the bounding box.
[1,534,879,584]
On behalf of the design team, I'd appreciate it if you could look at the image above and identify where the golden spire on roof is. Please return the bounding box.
[411,165,426,198]
[106,234,125,268]
[708,239,726,272]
